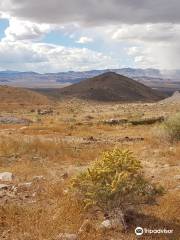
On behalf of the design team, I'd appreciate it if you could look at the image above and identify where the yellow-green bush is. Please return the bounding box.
[71,148,164,215]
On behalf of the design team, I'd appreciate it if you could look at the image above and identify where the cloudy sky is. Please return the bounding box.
[0,0,179,72]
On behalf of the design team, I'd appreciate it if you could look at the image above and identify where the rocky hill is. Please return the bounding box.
[57,72,166,102]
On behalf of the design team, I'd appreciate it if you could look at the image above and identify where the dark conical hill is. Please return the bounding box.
[58,72,166,102]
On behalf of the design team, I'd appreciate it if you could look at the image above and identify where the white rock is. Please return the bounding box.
[56,233,77,240]
[100,220,112,229]
[100,218,124,230]
[0,172,13,181]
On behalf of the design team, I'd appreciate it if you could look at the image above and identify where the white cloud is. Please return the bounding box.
[0,0,180,71]
[127,43,180,69]
[76,36,93,44]
[112,24,180,43]
[4,18,55,41]
[111,23,180,69]
[0,39,118,72]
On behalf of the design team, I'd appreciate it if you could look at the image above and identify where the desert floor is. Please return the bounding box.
[0,99,179,240]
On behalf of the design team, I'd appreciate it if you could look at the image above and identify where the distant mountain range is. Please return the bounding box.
[0,68,180,93]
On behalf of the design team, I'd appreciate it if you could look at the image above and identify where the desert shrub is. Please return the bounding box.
[130,116,164,125]
[71,148,164,218]
[161,113,180,142]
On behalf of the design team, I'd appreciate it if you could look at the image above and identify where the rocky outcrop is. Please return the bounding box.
[0,116,32,125]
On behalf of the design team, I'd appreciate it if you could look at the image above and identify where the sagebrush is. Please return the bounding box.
[71,148,164,216]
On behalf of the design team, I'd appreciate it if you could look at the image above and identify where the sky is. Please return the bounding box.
[0,0,180,73]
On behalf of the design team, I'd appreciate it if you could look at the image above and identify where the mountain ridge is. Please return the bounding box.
[0,68,180,93]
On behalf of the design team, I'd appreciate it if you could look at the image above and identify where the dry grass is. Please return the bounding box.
[0,100,180,240]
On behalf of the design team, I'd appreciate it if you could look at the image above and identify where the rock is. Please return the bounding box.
[103,119,128,125]
[100,218,124,230]
[0,172,13,181]
[0,116,32,125]
[56,233,77,240]
[0,184,9,190]
[37,109,53,115]
[99,210,126,231]
[32,175,45,181]
[100,219,112,229]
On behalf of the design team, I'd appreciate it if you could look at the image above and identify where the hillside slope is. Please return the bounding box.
[58,72,166,102]
[0,85,52,106]
[160,91,180,104]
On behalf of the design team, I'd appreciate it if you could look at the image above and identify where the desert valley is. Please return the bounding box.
[0,72,180,240]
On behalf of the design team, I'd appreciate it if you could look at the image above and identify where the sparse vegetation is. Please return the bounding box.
[0,94,179,239]
[158,113,180,142]
[130,116,164,125]
[164,113,180,142]
[71,149,164,220]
